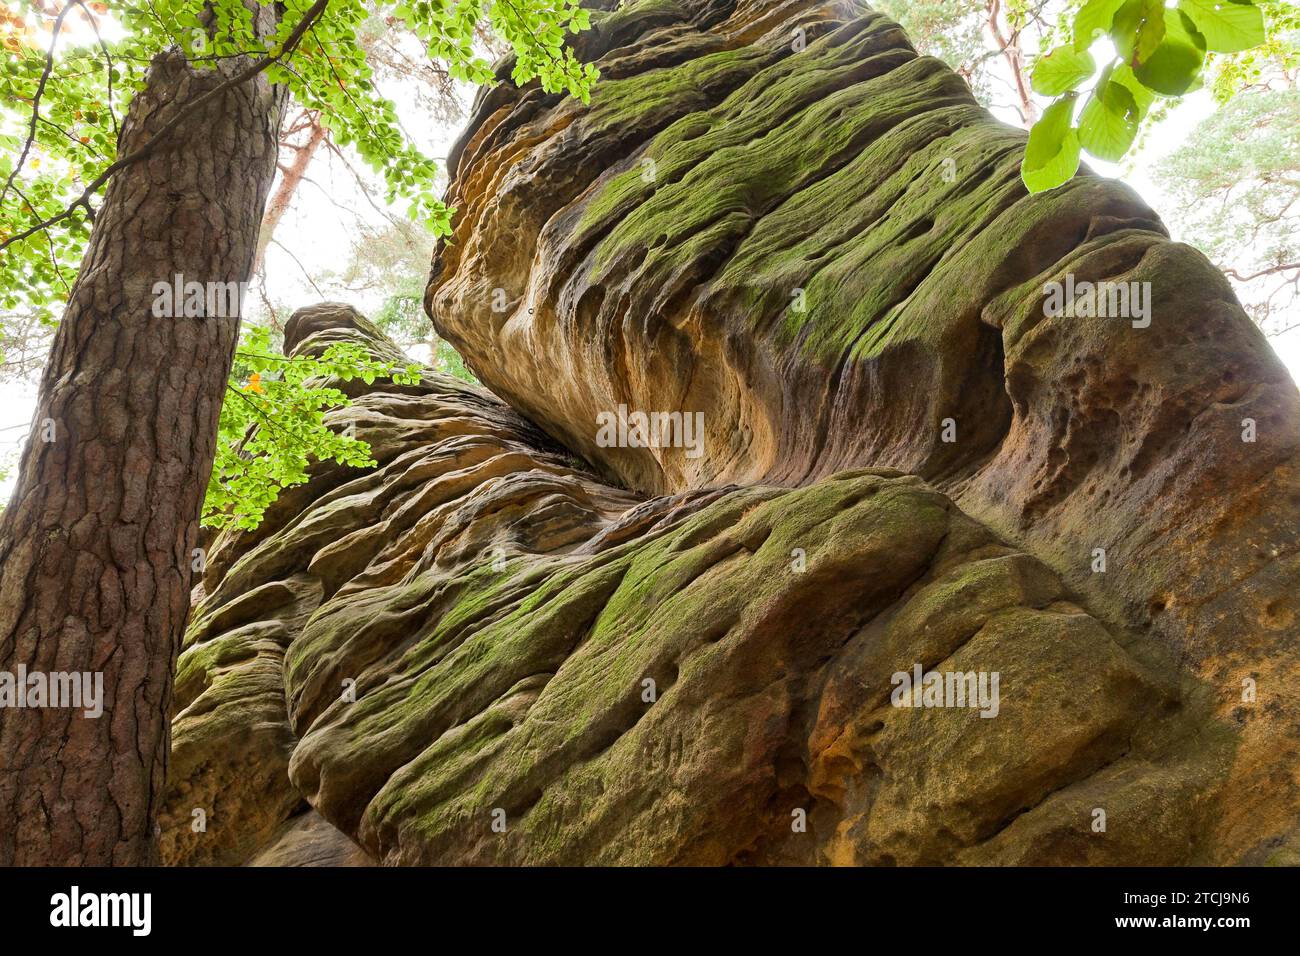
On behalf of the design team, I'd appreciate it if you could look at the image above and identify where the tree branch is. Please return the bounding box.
[0,2,76,210]
[1223,261,1300,283]
[0,0,330,254]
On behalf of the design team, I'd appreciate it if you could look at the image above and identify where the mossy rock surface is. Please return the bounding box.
[167,306,1244,866]
[168,0,1300,865]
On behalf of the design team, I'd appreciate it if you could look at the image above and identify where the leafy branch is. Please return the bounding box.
[206,324,422,530]
[0,0,329,252]
[1022,0,1270,192]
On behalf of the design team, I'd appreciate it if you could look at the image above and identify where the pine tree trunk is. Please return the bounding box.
[0,31,285,864]
[254,110,327,275]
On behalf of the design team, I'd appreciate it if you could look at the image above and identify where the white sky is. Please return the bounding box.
[3,31,1298,502]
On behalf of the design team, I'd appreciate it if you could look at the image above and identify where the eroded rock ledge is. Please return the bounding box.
[164,0,1300,865]
[165,304,1266,866]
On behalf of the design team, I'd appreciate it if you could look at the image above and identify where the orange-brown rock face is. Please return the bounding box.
[427,0,1300,860]
[165,0,1299,866]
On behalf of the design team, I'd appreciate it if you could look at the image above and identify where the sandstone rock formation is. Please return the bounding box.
[163,0,1300,865]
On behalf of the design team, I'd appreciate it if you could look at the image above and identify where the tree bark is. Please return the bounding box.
[0,19,285,864]
[254,109,327,275]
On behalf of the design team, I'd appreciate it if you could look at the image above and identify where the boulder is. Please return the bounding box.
[163,0,1300,865]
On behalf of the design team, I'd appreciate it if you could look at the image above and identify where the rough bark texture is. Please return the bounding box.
[0,31,284,864]
[152,0,1299,866]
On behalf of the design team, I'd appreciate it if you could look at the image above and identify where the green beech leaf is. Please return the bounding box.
[1022,93,1082,193]
[1078,73,1141,161]
[1109,62,1157,117]
[1113,0,1168,63]
[1135,9,1208,95]
[1074,0,1127,51]
[1178,0,1265,53]
[1032,45,1098,96]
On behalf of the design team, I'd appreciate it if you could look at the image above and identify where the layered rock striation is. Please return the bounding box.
[165,0,1300,865]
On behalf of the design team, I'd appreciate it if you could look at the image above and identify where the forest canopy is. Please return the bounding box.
[1,0,597,527]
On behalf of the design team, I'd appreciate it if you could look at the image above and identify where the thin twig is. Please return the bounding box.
[268,236,326,297]
[70,0,120,136]
[0,2,76,209]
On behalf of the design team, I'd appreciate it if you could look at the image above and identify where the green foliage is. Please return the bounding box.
[1133,8,1206,96]
[207,325,421,530]
[1022,0,1273,192]
[0,0,597,293]
[1032,44,1095,96]
[1112,0,1168,65]
[1022,92,1081,193]
[1,0,596,529]
[1181,0,1265,53]
[372,288,479,384]
[371,282,427,343]
[430,335,477,382]
[1071,0,1124,50]
[1206,1,1299,102]
[875,0,992,99]
[1076,64,1139,159]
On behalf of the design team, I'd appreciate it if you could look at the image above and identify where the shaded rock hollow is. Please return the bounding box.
[163,0,1300,865]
